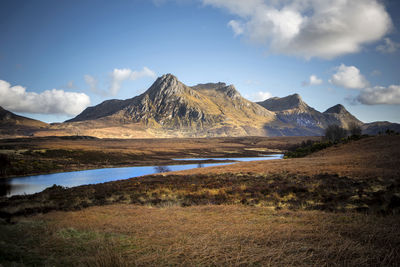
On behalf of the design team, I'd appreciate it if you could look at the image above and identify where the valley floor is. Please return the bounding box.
[1,135,400,266]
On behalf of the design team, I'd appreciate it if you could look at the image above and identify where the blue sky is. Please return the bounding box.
[0,0,399,123]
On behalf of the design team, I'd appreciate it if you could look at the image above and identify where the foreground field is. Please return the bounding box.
[1,205,399,266]
[1,135,400,266]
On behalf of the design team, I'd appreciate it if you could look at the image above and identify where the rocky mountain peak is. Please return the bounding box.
[148,73,186,98]
[324,104,347,114]
[258,93,306,111]
[219,84,241,99]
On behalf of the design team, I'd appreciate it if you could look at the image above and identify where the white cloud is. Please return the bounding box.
[356,85,400,105]
[228,20,244,36]
[203,0,393,59]
[303,74,322,86]
[376,38,400,54]
[110,67,156,95]
[329,64,369,89]
[249,91,272,102]
[0,80,90,116]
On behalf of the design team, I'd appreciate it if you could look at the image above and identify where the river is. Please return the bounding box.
[1,154,283,197]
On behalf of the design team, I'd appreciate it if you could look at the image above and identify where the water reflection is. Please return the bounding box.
[154,166,172,173]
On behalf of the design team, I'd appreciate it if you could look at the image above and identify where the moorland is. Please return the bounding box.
[0,135,399,266]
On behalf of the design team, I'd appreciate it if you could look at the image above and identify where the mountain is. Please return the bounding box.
[64,74,398,138]
[1,74,398,138]
[323,104,362,129]
[66,74,276,137]
[0,106,48,137]
[257,94,361,136]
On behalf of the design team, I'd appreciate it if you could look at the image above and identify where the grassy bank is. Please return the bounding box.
[2,171,399,218]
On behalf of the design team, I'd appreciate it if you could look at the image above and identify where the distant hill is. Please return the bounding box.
[257,94,362,136]
[1,74,399,138]
[362,121,400,135]
[0,106,48,137]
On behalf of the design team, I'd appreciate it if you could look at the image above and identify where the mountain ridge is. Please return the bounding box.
[1,74,399,138]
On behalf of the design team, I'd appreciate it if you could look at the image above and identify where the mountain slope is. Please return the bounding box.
[0,106,48,137]
[67,74,277,137]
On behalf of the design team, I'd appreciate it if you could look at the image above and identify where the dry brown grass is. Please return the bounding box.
[176,135,400,179]
[1,136,400,266]
[2,204,399,266]
[0,135,316,155]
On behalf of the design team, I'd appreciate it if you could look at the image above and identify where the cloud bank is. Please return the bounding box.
[0,80,90,116]
[203,0,393,59]
[329,64,369,89]
[357,85,400,105]
[326,64,400,105]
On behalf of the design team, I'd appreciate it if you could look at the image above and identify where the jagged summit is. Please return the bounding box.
[324,104,347,114]
[258,93,306,111]
[148,73,184,96]
[154,73,179,87]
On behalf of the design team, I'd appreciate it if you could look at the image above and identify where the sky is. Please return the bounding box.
[0,0,399,124]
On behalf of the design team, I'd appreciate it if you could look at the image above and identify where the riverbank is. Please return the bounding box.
[1,136,399,217]
[0,136,316,178]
